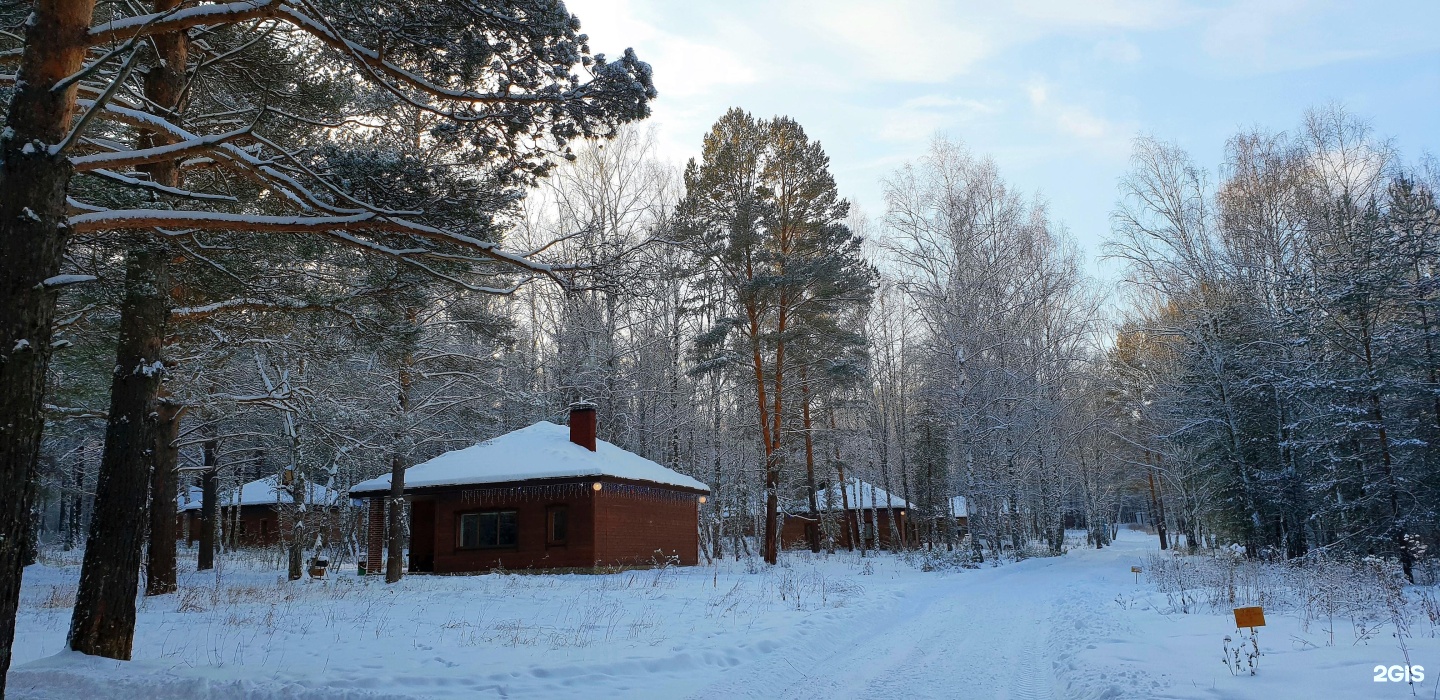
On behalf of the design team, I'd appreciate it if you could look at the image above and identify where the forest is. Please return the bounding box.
[0,0,1437,696]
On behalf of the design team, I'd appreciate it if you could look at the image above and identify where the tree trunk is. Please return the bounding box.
[0,0,100,689]
[745,300,781,566]
[144,398,181,595]
[65,450,85,551]
[831,410,856,552]
[70,0,187,655]
[1144,450,1168,550]
[68,240,170,659]
[198,444,217,571]
[799,369,821,553]
[385,455,407,583]
[1369,389,1413,581]
[288,471,306,581]
[710,384,724,560]
[386,339,415,583]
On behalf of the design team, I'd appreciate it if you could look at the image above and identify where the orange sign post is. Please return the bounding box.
[1233,606,1266,629]
[1130,565,1141,583]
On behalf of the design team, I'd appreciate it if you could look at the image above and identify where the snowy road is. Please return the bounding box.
[687,539,1144,700]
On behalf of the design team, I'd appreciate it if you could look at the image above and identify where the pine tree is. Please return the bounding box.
[677,110,866,564]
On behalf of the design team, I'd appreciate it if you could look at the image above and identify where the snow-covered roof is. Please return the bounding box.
[178,474,347,512]
[350,421,709,495]
[950,495,968,517]
[813,478,916,511]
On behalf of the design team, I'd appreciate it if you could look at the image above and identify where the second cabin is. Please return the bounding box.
[350,404,710,573]
[178,474,349,548]
[782,478,917,551]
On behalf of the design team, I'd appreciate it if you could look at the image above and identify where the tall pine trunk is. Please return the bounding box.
[746,301,780,565]
[288,471,306,581]
[386,326,415,584]
[68,239,169,658]
[0,0,100,689]
[70,3,186,656]
[198,441,217,571]
[65,450,85,551]
[144,398,181,595]
[831,410,856,552]
[1144,449,1168,550]
[799,369,821,553]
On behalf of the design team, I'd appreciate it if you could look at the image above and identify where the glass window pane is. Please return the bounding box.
[499,511,519,546]
[460,514,478,548]
[550,508,568,542]
[479,512,499,546]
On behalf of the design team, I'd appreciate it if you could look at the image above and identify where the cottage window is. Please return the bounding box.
[547,506,568,544]
[459,511,518,549]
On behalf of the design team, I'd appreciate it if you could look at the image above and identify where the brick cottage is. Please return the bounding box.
[350,404,710,573]
[781,478,917,551]
[178,474,350,547]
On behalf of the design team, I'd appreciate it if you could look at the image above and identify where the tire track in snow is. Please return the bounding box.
[686,556,1073,700]
[1009,630,1055,700]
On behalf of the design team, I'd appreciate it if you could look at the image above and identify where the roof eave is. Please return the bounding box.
[350,474,709,499]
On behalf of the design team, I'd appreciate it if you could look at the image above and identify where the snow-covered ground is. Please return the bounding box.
[8,531,1437,698]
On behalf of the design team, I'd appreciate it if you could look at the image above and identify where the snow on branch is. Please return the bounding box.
[171,296,340,319]
[68,210,392,233]
[86,168,238,202]
[272,4,590,110]
[40,274,98,289]
[87,0,281,45]
[70,126,252,172]
[67,210,566,291]
[88,1,622,122]
[82,101,362,213]
[43,404,109,420]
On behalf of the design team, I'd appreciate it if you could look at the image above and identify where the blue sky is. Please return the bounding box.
[565,0,1440,281]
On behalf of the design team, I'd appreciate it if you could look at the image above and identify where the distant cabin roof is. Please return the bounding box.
[178,474,347,512]
[349,421,709,496]
[805,478,915,511]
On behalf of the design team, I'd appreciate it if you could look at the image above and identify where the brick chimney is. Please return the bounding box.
[568,402,597,451]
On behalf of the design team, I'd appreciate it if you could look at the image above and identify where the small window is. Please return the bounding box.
[547,507,568,544]
[459,511,518,549]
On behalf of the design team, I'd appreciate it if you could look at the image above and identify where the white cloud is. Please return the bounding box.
[1194,0,1430,74]
[803,0,994,83]
[1026,79,1132,148]
[1093,38,1142,65]
[1054,106,1111,140]
[1012,0,1198,30]
[876,96,1002,143]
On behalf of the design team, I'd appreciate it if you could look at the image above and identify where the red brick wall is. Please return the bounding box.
[411,480,704,572]
[593,487,700,566]
[408,499,435,572]
[366,497,384,574]
[229,506,280,546]
[779,508,911,550]
[780,514,816,550]
[181,505,347,549]
[426,488,598,572]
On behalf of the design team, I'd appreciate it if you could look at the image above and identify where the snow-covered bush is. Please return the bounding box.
[1143,546,1439,649]
[1221,627,1262,676]
[1417,588,1440,638]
